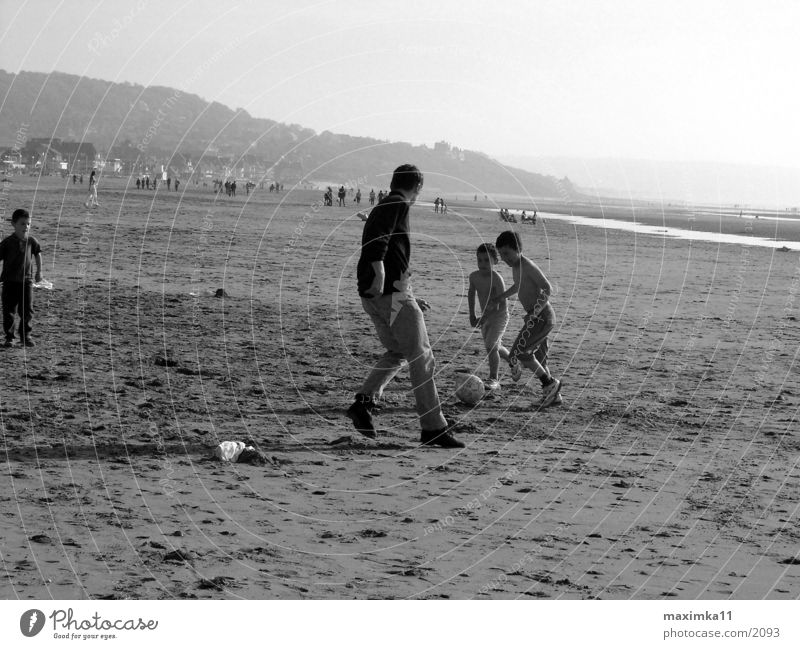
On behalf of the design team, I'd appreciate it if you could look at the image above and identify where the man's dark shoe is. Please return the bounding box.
[22,338,35,348]
[3,338,13,348]
[420,428,465,449]
[346,395,376,439]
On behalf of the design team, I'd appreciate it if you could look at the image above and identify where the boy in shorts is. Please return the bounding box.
[489,230,562,408]
[467,243,510,391]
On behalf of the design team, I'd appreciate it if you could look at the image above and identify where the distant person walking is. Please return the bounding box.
[174,179,180,192]
[369,188,376,205]
[84,169,99,208]
[346,164,464,448]
[355,189,362,204]
[434,197,440,213]
[338,185,346,206]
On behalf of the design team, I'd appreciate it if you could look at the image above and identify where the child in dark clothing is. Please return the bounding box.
[0,209,43,347]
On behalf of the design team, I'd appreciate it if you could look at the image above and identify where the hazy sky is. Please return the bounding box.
[1,0,798,168]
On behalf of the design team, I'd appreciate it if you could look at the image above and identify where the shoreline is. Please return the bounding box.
[447,199,800,244]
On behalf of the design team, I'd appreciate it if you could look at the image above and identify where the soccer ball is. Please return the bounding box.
[455,374,485,405]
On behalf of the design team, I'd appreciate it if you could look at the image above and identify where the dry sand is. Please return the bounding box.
[1,176,798,599]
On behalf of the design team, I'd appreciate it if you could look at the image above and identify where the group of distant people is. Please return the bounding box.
[213,179,237,196]
[499,208,537,225]
[323,186,380,207]
[433,197,448,213]
[133,176,180,192]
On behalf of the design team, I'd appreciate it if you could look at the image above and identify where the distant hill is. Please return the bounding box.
[0,70,571,196]
[500,154,800,209]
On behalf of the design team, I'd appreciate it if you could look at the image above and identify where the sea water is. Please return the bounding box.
[487,209,799,252]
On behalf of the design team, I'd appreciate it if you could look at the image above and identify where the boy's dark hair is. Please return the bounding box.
[496,230,522,251]
[477,243,498,262]
[11,208,29,223]
[390,164,423,192]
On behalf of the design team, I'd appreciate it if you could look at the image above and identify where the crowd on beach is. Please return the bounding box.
[323,186,384,207]
[499,207,536,224]
[7,162,560,453]
[132,175,180,192]
[210,180,282,196]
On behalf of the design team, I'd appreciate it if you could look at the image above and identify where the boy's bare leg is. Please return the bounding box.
[508,314,561,405]
[518,354,549,379]
[482,317,509,383]
[509,312,555,377]
[487,346,500,381]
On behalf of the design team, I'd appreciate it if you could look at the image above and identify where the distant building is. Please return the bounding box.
[107,140,142,174]
[59,141,98,173]
[21,138,62,174]
[0,148,25,172]
[20,138,98,174]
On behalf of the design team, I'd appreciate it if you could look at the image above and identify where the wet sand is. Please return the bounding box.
[1,176,798,599]
[451,197,800,244]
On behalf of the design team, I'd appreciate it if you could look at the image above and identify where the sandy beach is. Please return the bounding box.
[1,176,798,600]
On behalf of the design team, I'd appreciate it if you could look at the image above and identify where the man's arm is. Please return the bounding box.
[364,260,385,297]
[34,251,43,282]
[360,203,400,296]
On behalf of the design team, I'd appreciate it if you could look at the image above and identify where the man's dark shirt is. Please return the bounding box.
[357,191,411,297]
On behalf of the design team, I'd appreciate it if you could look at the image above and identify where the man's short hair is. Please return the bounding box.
[477,243,498,262]
[11,208,29,223]
[390,164,423,192]
[495,230,522,251]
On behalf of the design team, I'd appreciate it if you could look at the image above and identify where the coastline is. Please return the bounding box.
[445,198,800,244]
